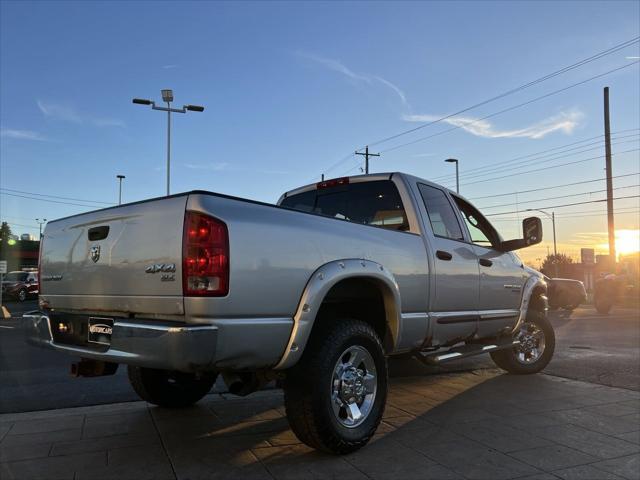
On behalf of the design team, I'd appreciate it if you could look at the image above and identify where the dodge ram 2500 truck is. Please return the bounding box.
[26,172,553,454]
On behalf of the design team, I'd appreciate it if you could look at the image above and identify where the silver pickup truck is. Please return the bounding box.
[26,172,553,454]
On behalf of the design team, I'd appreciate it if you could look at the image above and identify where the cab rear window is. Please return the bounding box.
[281,180,408,231]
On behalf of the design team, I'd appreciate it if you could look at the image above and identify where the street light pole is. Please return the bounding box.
[116,175,126,205]
[527,208,557,276]
[445,158,459,193]
[167,106,171,196]
[132,90,204,196]
[35,218,47,239]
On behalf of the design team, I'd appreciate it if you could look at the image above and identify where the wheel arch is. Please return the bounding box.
[512,275,548,333]
[274,259,402,370]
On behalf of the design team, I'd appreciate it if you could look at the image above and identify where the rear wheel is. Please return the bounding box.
[491,309,555,374]
[283,318,387,454]
[127,366,217,408]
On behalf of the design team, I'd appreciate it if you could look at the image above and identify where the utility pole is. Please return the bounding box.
[321,174,325,181]
[355,146,380,174]
[552,211,557,257]
[604,87,616,265]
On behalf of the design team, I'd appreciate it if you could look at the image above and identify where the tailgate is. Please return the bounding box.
[40,195,188,316]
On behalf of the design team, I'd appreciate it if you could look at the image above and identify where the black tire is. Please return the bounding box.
[491,309,555,375]
[127,366,217,408]
[283,318,387,455]
[594,298,612,314]
[17,288,27,302]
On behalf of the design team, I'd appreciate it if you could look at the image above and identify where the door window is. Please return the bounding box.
[452,196,500,248]
[417,184,464,240]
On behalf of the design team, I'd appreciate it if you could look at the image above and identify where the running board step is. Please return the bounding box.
[416,340,520,365]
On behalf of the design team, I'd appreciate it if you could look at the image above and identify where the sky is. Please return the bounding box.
[1,1,639,266]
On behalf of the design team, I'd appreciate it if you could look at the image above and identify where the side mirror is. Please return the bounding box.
[500,216,543,251]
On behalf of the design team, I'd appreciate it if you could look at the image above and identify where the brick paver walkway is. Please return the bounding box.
[1,370,638,479]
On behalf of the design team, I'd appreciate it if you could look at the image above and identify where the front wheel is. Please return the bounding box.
[17,288,27,302]
[491,310,555,374]
[283,318,388,454]
[594,297,613,314]
[127,366,217,408]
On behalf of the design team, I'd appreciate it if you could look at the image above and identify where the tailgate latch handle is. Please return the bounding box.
[88,226,110,241]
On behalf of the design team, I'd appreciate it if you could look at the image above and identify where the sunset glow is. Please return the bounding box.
[599,229,640,257]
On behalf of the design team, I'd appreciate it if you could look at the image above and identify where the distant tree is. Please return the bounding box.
[541,253,573,278]
[0,222,12,242]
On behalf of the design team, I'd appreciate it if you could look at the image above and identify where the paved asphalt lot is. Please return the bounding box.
[0,301,638,413]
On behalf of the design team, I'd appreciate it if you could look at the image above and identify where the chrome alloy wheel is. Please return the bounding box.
[515,321,546,365]
[330,345,377,428]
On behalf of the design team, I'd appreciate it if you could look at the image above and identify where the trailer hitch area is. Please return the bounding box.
[71,359,119,377]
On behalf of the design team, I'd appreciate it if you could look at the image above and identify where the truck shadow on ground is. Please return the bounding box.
[142,367,638,479]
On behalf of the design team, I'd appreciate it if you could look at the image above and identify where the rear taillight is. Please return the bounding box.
[182,211,229,296]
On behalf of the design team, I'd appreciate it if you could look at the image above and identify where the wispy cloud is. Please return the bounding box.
[412,152,435,158]
[183,162,231,171]
[297,52,408,107]
[0,128,47,141]
[162,64,179,69]
[402,111,583,139]
[181,162,291,175]
[37,100,82,123]
[37,100,125,128]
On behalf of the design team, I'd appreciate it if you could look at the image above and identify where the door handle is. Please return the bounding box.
[479,258,493,267]
[436,250,453,261]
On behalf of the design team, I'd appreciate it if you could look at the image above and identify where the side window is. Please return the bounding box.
[281,180,409,231]
[452,196,500,248]
[417,184,464,240]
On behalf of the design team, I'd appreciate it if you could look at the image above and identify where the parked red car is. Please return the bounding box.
[1,271,39,302]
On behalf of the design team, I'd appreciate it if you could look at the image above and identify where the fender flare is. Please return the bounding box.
[513,275,548,332]
[273,259,402,370]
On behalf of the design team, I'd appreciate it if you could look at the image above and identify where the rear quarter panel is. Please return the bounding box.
[184,193,429,322]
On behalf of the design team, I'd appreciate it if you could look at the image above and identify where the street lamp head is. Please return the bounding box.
[161,89,174,103]
[117,175,126,180]
[132,98,152,105]
[445,158,458,164]
[185,104,205,112]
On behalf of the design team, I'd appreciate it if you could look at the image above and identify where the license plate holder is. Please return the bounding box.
[88,317,114,345]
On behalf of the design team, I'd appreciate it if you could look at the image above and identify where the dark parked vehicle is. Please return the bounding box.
[593,274,627,314]
[546,276,587,311]
[1,271,39,302]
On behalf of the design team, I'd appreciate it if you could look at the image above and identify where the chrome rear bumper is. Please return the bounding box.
[23,312,218,372]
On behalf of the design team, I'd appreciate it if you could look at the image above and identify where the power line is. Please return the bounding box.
[364,36,640,150]
[314,37,640,179]
[478,184,640,210]
[457,148,640,187]
[382,61,640,155]
[0,192,103,208]
[467,172,640,200]
[485,194,640,217]
[492,207,640,221]
[0,188,114,205]
[449,137,639,184]
[3,222,39,229]
[429,130,640,183]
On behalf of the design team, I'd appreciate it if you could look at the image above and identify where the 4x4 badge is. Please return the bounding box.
[90,245,101,263]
